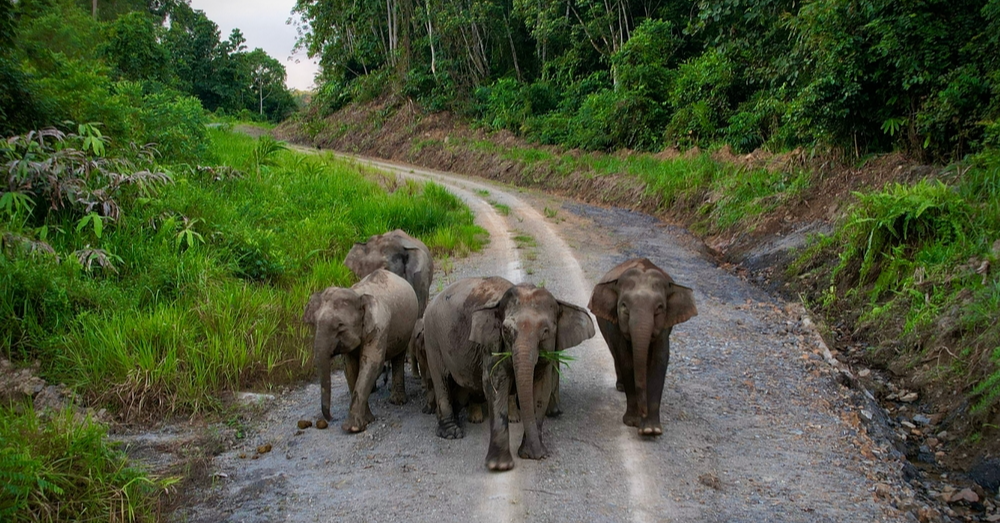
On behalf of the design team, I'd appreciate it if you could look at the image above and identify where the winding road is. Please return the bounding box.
[171,151,903,522]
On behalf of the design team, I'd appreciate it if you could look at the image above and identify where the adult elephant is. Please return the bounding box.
[423,277,595,471]
[344,229,433,316]
[303,269,418,432]
[588,258,697,436]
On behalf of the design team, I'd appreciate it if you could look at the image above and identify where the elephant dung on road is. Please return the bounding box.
[588,258,697,436]
[423,277,595,471]
[344,229,433,316]
[302,269,418,433]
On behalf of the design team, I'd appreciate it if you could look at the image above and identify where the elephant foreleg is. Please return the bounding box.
[389,352,408,405]
[345,353,360,397]
[640,336,670,436]
[427,350,462,439]
[344,343,384,433]
[617,345,640,428]
[484,359,514,471]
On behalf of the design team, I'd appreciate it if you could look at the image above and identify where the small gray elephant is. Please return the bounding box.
[588,258,697,436]
[423,277,595,471]
[303,269,418,433]
[344,229,433,316]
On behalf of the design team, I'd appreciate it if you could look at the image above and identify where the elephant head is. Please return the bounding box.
[344,229,432,314]
[303,287,376,421]
[588,259,696,420]
[469,283,594,459]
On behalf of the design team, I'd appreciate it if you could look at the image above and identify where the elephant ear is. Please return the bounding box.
[395,232,425,251]
[360,294,387,340]
[302,292,323,325]
[588,280,619,323]
[469,306,501,347]
[665,283,698,327]
[556,301,596,350]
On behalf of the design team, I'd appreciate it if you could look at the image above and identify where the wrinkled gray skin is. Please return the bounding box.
[423,277,595,471]
[588,258,697,436]
[344,229,433,316]
[303,270,418,433]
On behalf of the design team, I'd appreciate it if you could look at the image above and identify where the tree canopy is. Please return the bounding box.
[0,0,298,142]
[295,0,1000,160]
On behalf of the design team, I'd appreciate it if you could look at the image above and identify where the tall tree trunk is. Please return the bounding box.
[92,0,98,19]
[425,0,436,77]
[505,15,522,82]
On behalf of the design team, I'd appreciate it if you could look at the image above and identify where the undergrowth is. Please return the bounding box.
[0,405,174,522]
[794,152,1000,420]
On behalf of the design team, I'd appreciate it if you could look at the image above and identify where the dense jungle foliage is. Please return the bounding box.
[0,0,297,145]
[294,0,1000,162]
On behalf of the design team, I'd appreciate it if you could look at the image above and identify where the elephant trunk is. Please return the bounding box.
[630,313,655,418]
[318,340,333,421]
[513,339,542,456]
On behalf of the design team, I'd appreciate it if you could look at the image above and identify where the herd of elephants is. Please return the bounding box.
[302,229,698,472]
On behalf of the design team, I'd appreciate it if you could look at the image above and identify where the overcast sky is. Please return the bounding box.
[188,0,320,91]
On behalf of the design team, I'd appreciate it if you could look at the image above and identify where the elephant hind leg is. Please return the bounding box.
[545,370,562,418]
[507,394,520,423]
[433,376,464,439]
[388,352,408,405]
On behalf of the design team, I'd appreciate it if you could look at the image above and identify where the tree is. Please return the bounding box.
[245,48,286,116]
[102,11,171,82]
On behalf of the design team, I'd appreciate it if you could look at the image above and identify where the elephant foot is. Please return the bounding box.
[615,381,625,392]
[639,419,663,436]
[467,403,485,423]
[436,417,464,439]
[622,411,640,427]
[389,391,408,405]
[517,440,548,461]
[342,413,374,433]
[486,450,515,472]
[422,402,436,414]
[545,403,562,418]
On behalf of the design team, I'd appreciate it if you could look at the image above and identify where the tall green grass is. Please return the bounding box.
[469,138,810,232]
[0,406,174,522]
[1,128,485,417]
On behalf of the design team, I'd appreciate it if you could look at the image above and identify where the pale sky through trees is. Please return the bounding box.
[188,0,319,91]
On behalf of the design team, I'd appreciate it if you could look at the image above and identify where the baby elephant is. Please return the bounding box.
[303,269,418,433]
[589,258,697,436]
[423,277,595,471]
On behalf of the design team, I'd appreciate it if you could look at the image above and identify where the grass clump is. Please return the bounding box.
[0,406,174,522]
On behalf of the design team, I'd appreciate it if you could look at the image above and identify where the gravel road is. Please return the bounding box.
[164,153,906,522]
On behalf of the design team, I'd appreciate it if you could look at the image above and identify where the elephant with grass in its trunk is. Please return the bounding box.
[303,269,418,432]
[423,277,595,471]
[589,258,697,436]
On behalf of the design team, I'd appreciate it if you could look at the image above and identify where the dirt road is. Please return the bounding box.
[167,153,904,522]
